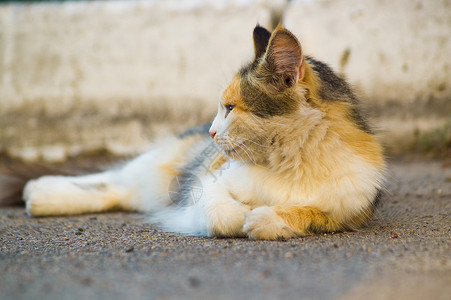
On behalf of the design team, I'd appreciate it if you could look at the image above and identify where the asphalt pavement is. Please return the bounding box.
[0,158,450,300]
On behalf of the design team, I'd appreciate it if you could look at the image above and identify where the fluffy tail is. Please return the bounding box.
[150,205,210,236]
[0,160,107,207]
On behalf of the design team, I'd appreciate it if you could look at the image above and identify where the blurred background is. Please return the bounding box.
[0,0,450,163]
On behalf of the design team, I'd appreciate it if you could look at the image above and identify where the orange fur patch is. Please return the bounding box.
[300,61,385,169]
[221,75,246,110]
[158,163,181,178]
[275,205,375,234]
[274,205,341,234]
[208,154,228,173]
[326,102,385,168]
[300,62,322,103]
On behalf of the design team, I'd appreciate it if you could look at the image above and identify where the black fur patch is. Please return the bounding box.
[373,189,384,208]
[307,56,355,103]
[306,56,372,134]
[253,25,271,59]
[240,76,297,118]
[239,61,259,77]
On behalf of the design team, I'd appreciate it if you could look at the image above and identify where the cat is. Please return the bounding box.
[6,25,386,240]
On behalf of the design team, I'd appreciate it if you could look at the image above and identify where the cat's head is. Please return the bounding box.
[209,25,310,164]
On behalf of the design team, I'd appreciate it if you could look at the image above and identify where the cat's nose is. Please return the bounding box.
[209,130,216,139]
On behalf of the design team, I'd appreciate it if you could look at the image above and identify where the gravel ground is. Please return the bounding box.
[0,158,450,300]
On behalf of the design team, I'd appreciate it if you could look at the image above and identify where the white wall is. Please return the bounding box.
[0,0,276,113]
[286,0,451,104]
[0,0,449,161]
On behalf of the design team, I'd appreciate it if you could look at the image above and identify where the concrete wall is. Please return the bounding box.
[0,0,278,113]
[286,0,451,104]
[0,0,449,161]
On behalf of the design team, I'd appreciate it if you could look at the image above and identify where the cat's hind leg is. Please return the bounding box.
[23,171,131,216]
[23,135,209,217]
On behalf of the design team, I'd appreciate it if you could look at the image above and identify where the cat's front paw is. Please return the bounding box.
[243,206,297,240]
[208,201,250,238]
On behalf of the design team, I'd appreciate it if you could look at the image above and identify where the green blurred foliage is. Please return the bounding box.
[412,121,451,158]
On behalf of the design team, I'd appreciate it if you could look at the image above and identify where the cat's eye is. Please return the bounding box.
[225,105,235,118]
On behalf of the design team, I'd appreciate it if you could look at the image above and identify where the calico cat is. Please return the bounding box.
[13,25,386,240]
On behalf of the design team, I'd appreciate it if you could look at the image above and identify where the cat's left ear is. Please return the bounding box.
[263,26,304,88]
[253,25,271,60]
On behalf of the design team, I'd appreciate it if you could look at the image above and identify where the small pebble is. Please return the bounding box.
[263,269,272,278]
[188,277,200,288]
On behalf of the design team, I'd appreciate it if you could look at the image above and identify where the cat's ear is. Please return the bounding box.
[253,25,271,60]
[263,26,304,88]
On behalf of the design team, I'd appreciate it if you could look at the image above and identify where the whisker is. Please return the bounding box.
[232,136,268,148]
[228,138,269,170]
[227,140,245,159]
[232,139,257,162]
[229,140,254,164]
[228,140,248,163]
[231,140,257,164]
[239,143,258,164]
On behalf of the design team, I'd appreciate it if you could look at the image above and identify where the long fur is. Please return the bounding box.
[1,25,386,240]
